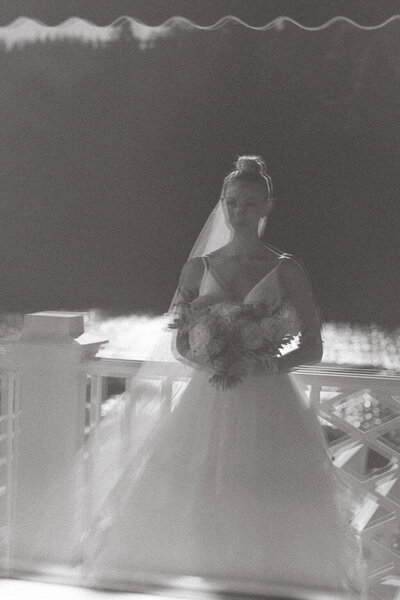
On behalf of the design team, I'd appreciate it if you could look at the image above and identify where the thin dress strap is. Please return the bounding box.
[202,255,210,270]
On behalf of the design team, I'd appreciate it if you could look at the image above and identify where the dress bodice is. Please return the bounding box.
[199,254,283,312]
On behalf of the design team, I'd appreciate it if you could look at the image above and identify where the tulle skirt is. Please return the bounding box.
[81,371,364,597]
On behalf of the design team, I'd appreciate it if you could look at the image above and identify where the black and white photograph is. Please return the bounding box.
[0,1,399,599]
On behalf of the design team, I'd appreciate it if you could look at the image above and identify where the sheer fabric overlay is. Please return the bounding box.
[79,238,366,596]
[80,256,365,594]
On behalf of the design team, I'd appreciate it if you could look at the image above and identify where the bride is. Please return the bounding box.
[82,156,364,597]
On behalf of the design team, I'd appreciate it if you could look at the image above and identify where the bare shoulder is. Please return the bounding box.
[278,253,305,275]
[278,253,315,292]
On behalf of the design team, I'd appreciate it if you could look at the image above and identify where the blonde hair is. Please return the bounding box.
[221,155,274,202]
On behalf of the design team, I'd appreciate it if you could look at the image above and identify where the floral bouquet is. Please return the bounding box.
[169,297,301,390]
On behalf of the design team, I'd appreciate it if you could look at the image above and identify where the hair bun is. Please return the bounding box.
[235,155,268,177]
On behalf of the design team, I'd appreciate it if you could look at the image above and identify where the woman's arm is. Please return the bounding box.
[276,257,323,373]
[171,257,205,361]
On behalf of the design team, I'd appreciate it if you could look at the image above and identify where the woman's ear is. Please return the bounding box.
[258,216,267,237]
[258,198,274,237]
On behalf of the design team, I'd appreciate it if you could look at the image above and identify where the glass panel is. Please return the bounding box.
[374,526,400,558]
[369,582,399,600]
[338,444,395,481]
[376,476,400,507]
[318,415,351,446]
[100,376,127,418]
[379,428,400,454]
[365,542,393,577]
[329,390,400,432]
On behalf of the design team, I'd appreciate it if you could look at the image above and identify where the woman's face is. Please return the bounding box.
[223,180,268,234]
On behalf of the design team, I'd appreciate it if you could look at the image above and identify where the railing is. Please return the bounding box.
[82,358,189,525]
[0,369,18,575]
[0,312,399,599]
[294,365,400,591]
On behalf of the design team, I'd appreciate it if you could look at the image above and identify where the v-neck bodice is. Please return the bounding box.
[199,254,284,309]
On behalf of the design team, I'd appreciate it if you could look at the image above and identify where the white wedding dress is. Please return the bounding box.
[82,255,364,597]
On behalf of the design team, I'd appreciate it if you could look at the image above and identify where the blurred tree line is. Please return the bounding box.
[0,18,399,325]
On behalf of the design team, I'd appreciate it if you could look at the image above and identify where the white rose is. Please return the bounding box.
[209,302,243,322]
[207,338,225,356]
[188,319,211,354]
[238,319,264,350]
[260,316,280,341]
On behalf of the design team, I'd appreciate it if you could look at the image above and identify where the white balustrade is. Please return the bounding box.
[0,311,398,600]
[293,366,400,591]
[0,312,107,577]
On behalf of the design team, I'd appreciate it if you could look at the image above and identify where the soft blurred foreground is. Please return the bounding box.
[0,577,196,599]
[1,312,399,370]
